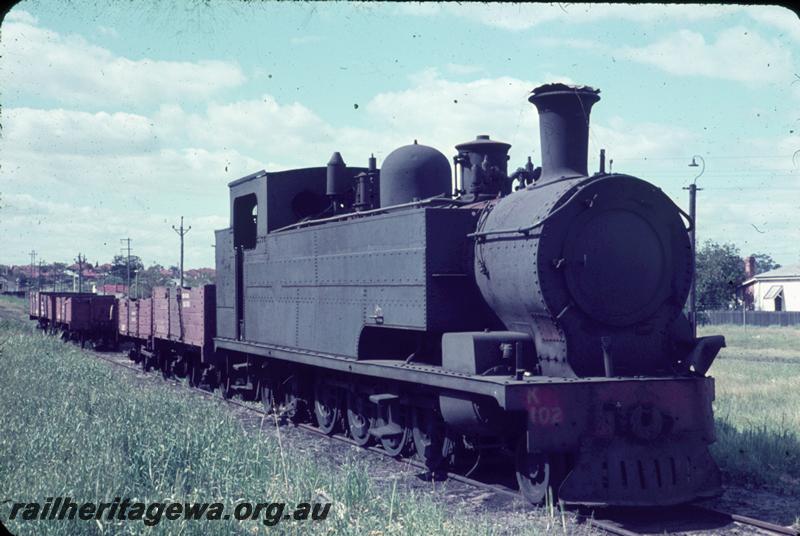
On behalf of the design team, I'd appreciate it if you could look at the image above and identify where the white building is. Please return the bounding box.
[741,264,800,312]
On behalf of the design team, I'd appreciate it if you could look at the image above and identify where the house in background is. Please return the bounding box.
[741,260,800,312]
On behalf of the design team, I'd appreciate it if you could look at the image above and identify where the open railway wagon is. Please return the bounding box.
[211,83,728,506]
[29,291,117,348]
[118,296,153,361]
[124,285,216,387]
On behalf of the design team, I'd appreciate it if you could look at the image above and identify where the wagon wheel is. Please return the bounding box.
[346,392,375,447]
[313,380,342,435]
[172,354,188,379]
[412,408,453,473]
[141,352,153,372]
[160,353,173,380]
[377,406,411,457]
[514,438,565,505]
[188,359,203,388]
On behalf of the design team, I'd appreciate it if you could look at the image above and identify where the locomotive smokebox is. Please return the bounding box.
[528,84,600,182]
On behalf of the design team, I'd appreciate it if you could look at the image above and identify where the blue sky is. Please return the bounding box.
[1,2,799,269]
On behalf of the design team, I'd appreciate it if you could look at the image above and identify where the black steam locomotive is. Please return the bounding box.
[209,83,725,506]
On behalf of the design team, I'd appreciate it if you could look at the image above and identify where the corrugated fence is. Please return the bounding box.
[700,310,800,327]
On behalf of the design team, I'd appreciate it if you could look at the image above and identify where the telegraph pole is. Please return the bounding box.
[38,260,43,291]
[172,217,191,288]
[120,238,133,295]
[29,250,37,292]
[75,253,85,293]
[684,155,705,337]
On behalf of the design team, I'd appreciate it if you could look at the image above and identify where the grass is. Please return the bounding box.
[2,291,798,532]
[0,304,588,536]
[699,325,800,494]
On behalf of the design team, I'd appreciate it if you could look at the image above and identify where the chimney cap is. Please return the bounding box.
[455,134,511,152]
[327,151,345,166]
[529,83,600,104]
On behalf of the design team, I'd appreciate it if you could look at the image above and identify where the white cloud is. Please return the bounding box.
[590,117,695,163]
[4,108,159,155]
[0,18,246,108]
[398,3,744,31]
[5,8,38,24]
[0,193,227,268]
[619,27,794,84]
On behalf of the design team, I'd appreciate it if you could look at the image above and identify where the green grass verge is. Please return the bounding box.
[0,318,583,535]
[699,325,800,493]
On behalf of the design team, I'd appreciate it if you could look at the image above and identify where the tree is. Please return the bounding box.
[184,268,215,288]
[749,253,780,275]
[695,240,746,310]
[110,254,144,283]
[136,264,172,298]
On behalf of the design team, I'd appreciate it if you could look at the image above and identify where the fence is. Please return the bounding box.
[700,310,800,327]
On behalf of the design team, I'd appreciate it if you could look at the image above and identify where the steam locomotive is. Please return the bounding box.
[31,83,726,507]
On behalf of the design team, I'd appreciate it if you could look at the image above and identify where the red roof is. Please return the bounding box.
[101,284,128,294]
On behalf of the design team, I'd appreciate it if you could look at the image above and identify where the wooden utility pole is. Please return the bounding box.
[120,238,133,295]
[172,217,191,288]
[75,253,85,293]
[29,250,36,291]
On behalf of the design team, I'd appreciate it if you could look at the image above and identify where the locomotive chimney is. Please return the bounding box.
[528,83,600,182]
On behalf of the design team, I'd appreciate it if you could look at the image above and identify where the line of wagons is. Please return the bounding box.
[28,286,217,387]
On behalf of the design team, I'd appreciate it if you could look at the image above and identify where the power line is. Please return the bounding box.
[612,154,798,161]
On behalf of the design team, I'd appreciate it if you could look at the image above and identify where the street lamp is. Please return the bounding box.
[684,155,705,337]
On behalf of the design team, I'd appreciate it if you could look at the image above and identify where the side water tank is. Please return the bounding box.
[379,141,451,207]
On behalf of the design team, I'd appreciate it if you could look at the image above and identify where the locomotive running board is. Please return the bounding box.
[214,337,712,411]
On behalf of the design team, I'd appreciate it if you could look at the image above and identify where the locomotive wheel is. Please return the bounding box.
[346,392,375,446]
[313,381,342,435]
[221,371,235,399]
[221,356,240,399]
[279,374,308,423]
[260,376,278,414]
[412,408,453,473]
[514,438,564,505]
[377,406,411,457]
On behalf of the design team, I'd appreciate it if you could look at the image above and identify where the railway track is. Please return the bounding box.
[86,345,798,536]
